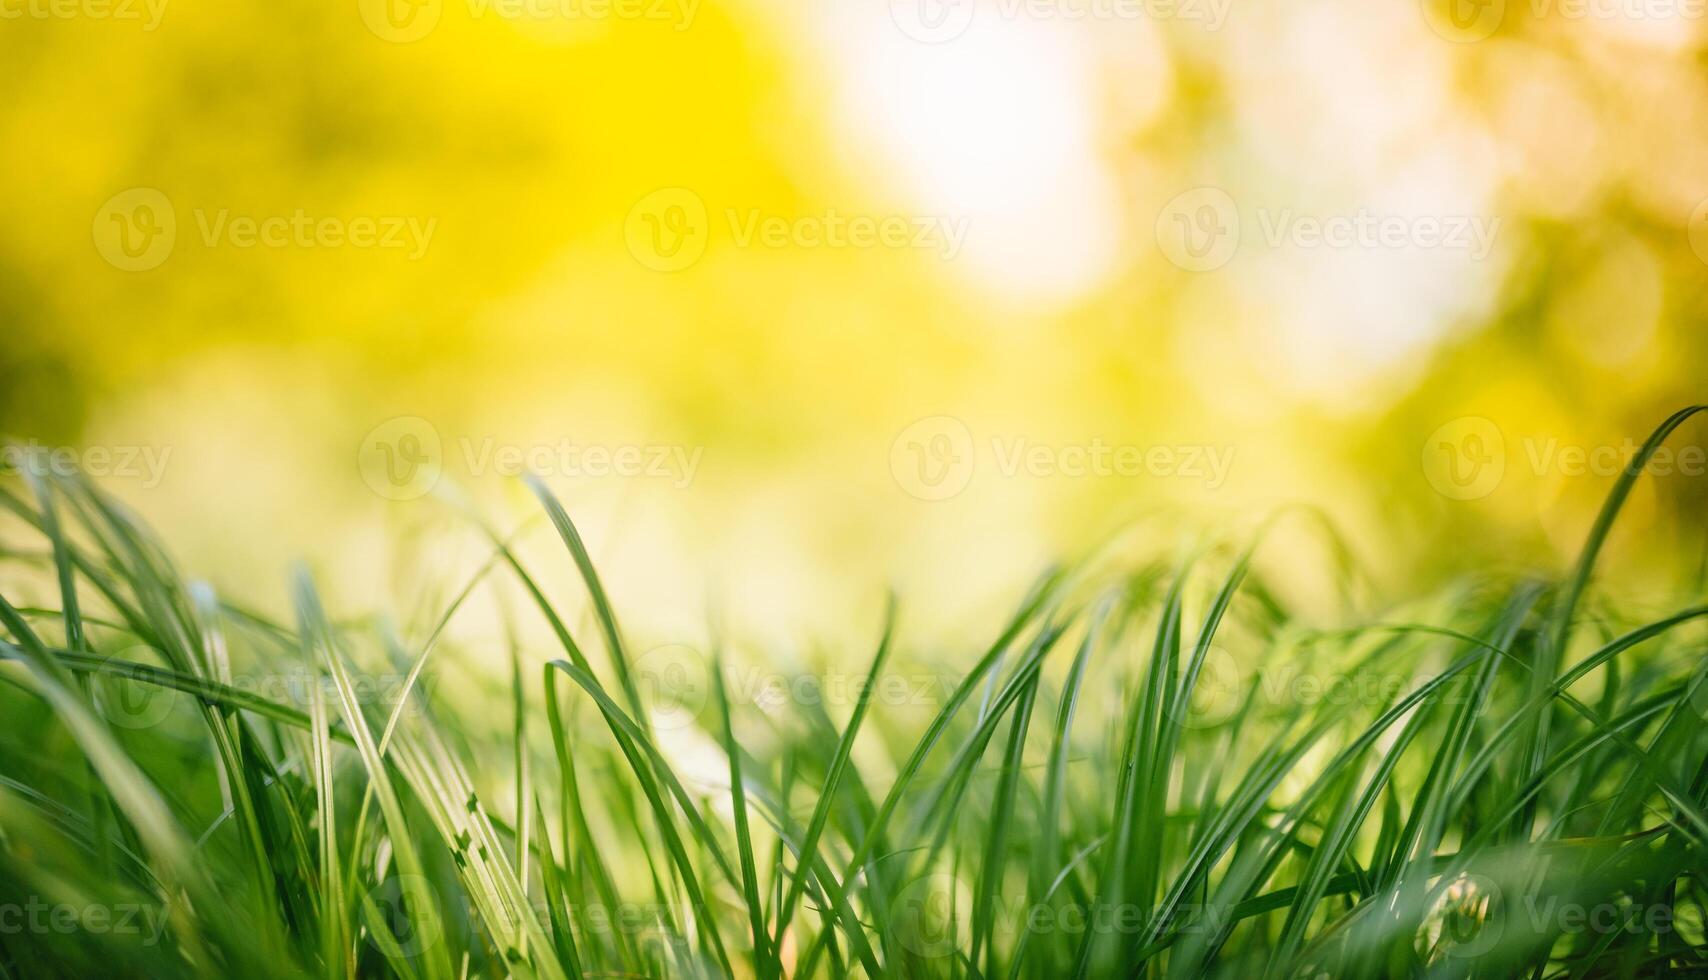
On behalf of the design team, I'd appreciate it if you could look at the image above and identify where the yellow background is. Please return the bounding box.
[3,0,1705,639]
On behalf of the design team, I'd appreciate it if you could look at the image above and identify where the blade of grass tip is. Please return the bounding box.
[1523,405,1706,833]
[233,716,322,944]
[1426,691,1690,903]
[765,747,793,944]
[309,569,569,979]
[904,621,1066,878]
[503,597,532,886]
[1029,599,1110,980]
[1135,560,1195,910]
[789,690,893,957]
[304,641,349,979]
[603,767,685,971]
[542,671,634,972]
[532,794,585,979]
[1267,707,1429,977]
[189,583,235,816]
[973,670,1040,979]
[61,477,289,945]
[340,545,512,925]
[378,541,512,753]
[1446,607,1708,822]
[1074,563,1191,980]
[0,486,155,651]
[769,596,897,956]
[1186,642,1272,856]
[545,661,736,977]
[792,570,1062,974]
[0,596,224,974]
[0,772,162,895]
[26,475,85,657]
[60,480,204,675]
[293,569,454,980]
[1157,534,1266,814]
[1381,586,1541,897]
[543,657,741,889]
[1144,648,1492,961]
[712,643,774,980]
[0,643,341,737]
[395,721,569,980]
[497,519,742,946]
[1550,405,1705,659]
[26,473,123,883]
[738,744,886,979]
[186,579,290,949]
[486,534,596,683]
[525,474,646,724]
[1601,656,1708,835]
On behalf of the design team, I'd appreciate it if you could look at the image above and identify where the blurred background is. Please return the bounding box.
[2,0,1705,643]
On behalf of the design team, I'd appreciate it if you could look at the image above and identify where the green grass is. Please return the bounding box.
[1,407,1706,978]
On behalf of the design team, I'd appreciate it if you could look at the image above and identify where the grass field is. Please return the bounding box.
[1,406,1706,978]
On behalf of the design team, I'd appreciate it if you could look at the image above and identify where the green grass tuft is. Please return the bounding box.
[1,408,1706,978]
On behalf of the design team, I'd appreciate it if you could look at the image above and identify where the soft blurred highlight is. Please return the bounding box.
[2,0,1705,641]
